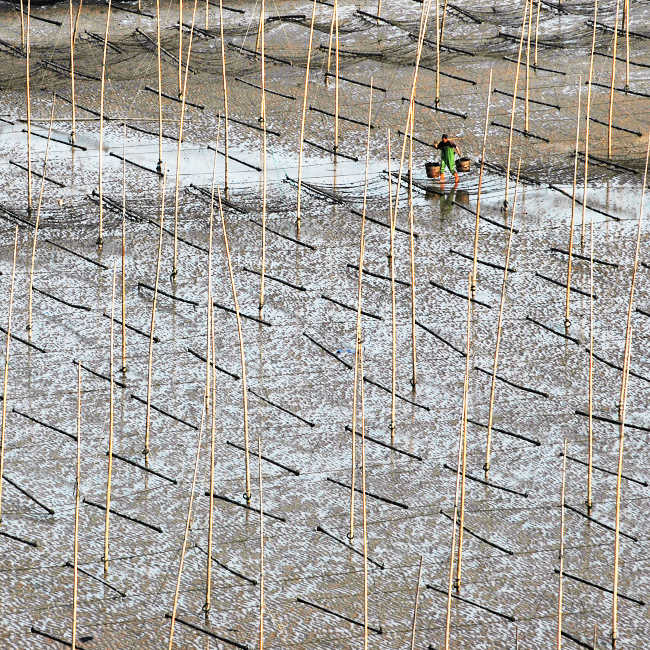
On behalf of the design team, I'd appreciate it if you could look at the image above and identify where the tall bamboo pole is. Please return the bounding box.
[471,68,493,295]
[144,172,167,455]
[359,341,369,650]
[104,266,117,577]
[98,0,112,247]
[408,110,417,388]
[581,0,598,249]
[19,0,25,50]
[612,136,650,649]
[172,0,199,279]
[25,0,32,214]
[410,556,423,649]
[564,79,582,328]
[219,0,229,195]
[524,0,533,134]
[350,81,373,541]
[485,164,520,474]
[623,0,630,91]
[0,227,19,522]
[297,0,317,232]
[257,431,266,650]
[534,0,541,66]
[556,439,568,649]
[168,412,205,650]
[27,96,56,333]
[587,216,594,511]
[503,0,528,209]
[443,272,472,650]
[71,361,82,650]
[156,0,163,171]
[608,0,620,158]
[69,0,76,142]
[217,188,251,501]
[178,0,183,94]
[259,0,268,314]
[435,0,440,105]
[334,0,339,151]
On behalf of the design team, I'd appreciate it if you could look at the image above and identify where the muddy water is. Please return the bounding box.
[0,1,649,648]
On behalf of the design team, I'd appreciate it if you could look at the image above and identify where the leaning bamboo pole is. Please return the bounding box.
[71,361,82,650]
[435,0,440,105]
[156,0,163,171]
[444,273,472,650]
[168,411,205,650]
[350,81,373,541]
[534,0,541,66]
[586,216,595,511]
[408,110,417,388]
[471,68,493,295]
[69,0,76,142]
[219,0,229,195]
[257,431,266,650]
[0,227,19,522]
[410,556,423,649]
[334,0,340,151]
[296,0,317,232]
[27,95,56,333]
[359,342,369,650]
[611,135,650,649]
[581,0,597,249]
[259,0,268,314]
[485,164,520,474]
[19,0,25,50]
[172,0,199,279]
[524,0,533,134]
[98,0,112,247]
[25,0,32,213]
[623,0,630,91]
[144,172,167,455]
[104,265,117,577]
[178,0,183,93]
[608,0,620,158]
[217,187,251,502]
[556,439,568,650]
[204,145,217,612]
[564,79,582,328]
[503,0,528,209]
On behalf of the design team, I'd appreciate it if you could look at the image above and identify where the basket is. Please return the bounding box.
[425,162,441,179]
[456,157,471,173]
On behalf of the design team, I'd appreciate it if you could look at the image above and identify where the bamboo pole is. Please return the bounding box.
[440,0,449,46]
[259,0,268,314]
[586,215,594,511]
[410,556,423,649]
[503,0,528,209]
[120,124,127,373]
[408,110,417,388]
[217,187,251,502]
[257,431,265,650]
[471,68,493,296]
[296,0,317,233]
[0,227,19,522]
[27,95,56,333]
[26,0,32,214]
[98,0,112,247]
[144,172,167,455]
[534,0,541,66]
[608,0,620,158]
[168,411,205,650]
[556,439,568,649]
[172,0,199,279]
[71,361,82,650]
[178,0,183,94]
[69,0,76,142]
[388,128,397,442]
[350,81,373,541]
[326,3,335,74]
[435,0,440,105]
[581,0,597,249]
[377,0,382,20]
[156,0,163,171]
[485,163,520,474]
[19,0,25,50]
[444,273,472,650]
[564,79,582,328]
[612,136,649,649]
[334,0,339,151]
[524,0,533,134]
[623,0,629,91]
[103,265,117,577]
[455,268,473,591]
[204,145,217,612]
[219,0,229,195]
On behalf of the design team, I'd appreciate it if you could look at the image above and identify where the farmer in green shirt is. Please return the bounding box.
[435,134,461,185]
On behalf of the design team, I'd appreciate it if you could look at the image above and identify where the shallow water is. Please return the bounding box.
[0,1,649,648]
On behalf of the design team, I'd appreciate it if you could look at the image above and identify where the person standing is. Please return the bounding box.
[435,134,461,185]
